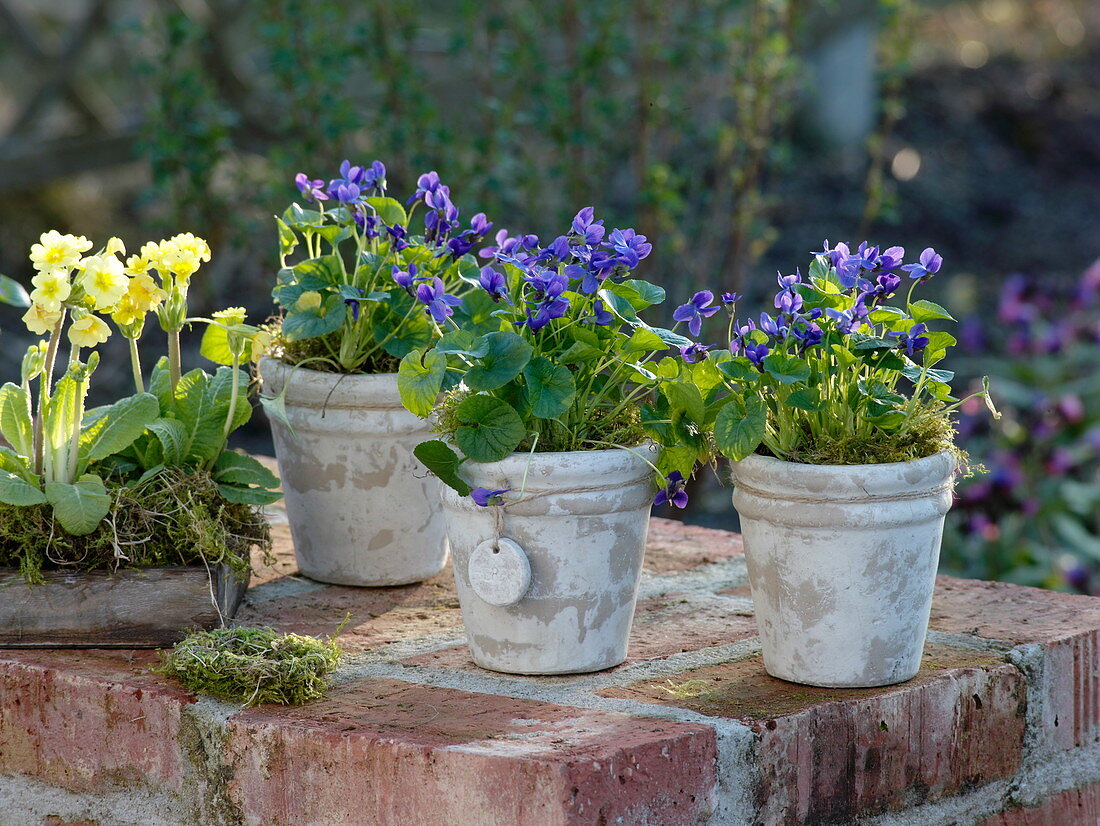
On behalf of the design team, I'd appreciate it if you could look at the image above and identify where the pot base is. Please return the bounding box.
[470,652,626,676]
[762,662,921,690]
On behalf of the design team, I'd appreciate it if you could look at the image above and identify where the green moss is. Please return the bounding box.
[157,626,342,706]
[773,403,963,466]
[0,468,270,584]
[264,321,400,375]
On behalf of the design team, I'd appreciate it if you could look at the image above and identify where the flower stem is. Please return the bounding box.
[33,311,66,477]
[65,372,84,485]
[213,352,242,470]
[168,329,182,391]
[129,338,144,393]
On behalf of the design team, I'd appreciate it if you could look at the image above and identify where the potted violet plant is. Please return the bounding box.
[398,207,711,675]
[0,231,279,646]
[696,242,998,688]
[260,162,496,586]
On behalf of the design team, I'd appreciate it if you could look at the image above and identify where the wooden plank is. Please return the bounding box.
[0,566,248,648]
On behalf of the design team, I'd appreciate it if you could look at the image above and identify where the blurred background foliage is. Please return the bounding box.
[0,0,1097,590]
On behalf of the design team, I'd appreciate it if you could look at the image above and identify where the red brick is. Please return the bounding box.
[0,650,193,792]
[226,677,717,826]
[980,782,1100,825]
[931,576,1100,644]
[933,576,1100,750]
[599,645,1027,824]
[644,518,744,573]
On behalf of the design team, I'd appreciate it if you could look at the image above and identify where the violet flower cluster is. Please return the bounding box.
[473,206,653,332]
[672,240,945,373]
[945,259,1100,594]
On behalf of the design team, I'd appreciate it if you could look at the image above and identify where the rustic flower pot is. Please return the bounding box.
[0,564,248,648]
[440,446,656,675]
[260,357,447,587]
[730,450,957,688]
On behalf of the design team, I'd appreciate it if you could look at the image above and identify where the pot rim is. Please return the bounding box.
[731,448,957,501]
[447,443,657,504]
[258,356,403,408]
[473,441,652,462]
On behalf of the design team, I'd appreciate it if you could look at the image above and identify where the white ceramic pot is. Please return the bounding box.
[259,357,447,586]
[730,450,956,688]
[441,446,656,675]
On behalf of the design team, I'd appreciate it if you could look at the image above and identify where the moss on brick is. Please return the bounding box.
[600,644,1010,720]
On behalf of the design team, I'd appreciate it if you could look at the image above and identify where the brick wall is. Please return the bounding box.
[1,488,1099,825]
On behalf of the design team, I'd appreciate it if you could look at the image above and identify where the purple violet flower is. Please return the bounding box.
[745,340,769,368]
[479,266,511,303]
[471,488,510,507]
[295,173,329,202]
[571,207,606,247]
[679,343,711,363]
[673,290,719,336]
[608,228,652,268]
[889,322,930,358]
[654,471,688,509]
[721,292,741,314]
[590,299,614,325]
[362,160,386,194]
[415,277,463,323]
[902,247,943,280]
[392,263,420,294]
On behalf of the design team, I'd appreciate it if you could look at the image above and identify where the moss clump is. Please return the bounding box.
[772,403,963,466]
[158,626,342,706]
[263,321,400,375]
[0,467,270,584]
[434,388,648,454]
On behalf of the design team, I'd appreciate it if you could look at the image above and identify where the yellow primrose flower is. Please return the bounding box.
[296,291,322,312]
[127,273,167,312]
[169,232,211,264]
[213,306,247,326]
[29,231,92,272]
[125,253,151,276]
[111,273,165,329]
[105,237,126,258]
[68,314,111,348]
[139,241,168,274]
[160,233,211,281]
[79,254,129,310]
[111,296,143,328]
[22,302,62,335]
[29,269,72,311]
[249,329,274,363]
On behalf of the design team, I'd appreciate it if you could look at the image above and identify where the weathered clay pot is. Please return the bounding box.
[441,447,655,675]
[730,450,956,688]
[260,357,447,586]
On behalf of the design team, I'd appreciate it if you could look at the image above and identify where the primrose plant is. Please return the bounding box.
[690,241,998,466]
[272,161,495,373]
[397,207,712,508]
[0,231,279,537]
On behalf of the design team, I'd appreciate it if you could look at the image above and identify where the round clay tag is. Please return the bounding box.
[468,537,532,607]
